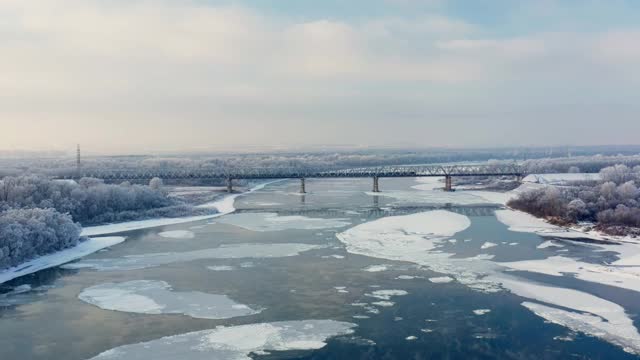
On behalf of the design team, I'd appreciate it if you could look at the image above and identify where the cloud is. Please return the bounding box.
[0,0,639,151]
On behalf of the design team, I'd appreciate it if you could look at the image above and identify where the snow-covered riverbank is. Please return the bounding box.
[1,181,282,285]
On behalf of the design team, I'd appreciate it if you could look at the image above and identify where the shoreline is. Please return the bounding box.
[0,180,284,285]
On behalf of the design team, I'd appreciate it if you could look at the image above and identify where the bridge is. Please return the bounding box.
[56,164,523,193]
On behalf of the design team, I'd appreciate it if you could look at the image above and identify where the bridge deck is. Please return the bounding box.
[57,164,524,181]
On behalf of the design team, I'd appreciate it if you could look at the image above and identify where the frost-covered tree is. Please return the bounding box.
[0,208,84,269]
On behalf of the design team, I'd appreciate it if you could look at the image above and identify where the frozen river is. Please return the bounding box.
[1,178,640,359]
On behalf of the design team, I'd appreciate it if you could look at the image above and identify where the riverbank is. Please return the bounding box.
[0,180,282,285]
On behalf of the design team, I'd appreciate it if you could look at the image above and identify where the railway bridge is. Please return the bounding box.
[56,164,524,193]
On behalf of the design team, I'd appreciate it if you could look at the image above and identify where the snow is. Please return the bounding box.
[495,209,606,240]
[88,320,356,360]
[492,274,640,354]
[428,276,454,283]
[158,230,195,239]
[473,309,491,315]
[372,301,395,307]
[0,237,125,285]
[62,243,321,271]
[480,242,498,250]
[79,280,260,319]
[523,173,601,185]
[82,181,280,237]
[213,212,350,232]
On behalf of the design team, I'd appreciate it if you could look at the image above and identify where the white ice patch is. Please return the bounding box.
[372,301,395,307]
[88,320,356,360]
[62,243,321,271]
[368,190,500,206]
[500,256,640,293]
[207,265,236,271]
[79,280,259,319]
[405,336,417,341]
[492,274,640,354]
[537,240,565,249]
[0,237,125,285]
[363,264,391,272]
[473,309,491,315]
[365,289,408,300]
[480,242,498,250]
[495,210,605,240]
[158,230,195,239]
[523,173,601,185]
[213,212,350,232]
[428,276,454,284]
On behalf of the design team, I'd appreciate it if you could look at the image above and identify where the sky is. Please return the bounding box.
[1,0,639,154]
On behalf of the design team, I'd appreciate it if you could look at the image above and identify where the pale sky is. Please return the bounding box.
[2,0,639,153]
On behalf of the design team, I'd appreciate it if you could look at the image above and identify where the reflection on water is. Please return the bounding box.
[0,178,638,360]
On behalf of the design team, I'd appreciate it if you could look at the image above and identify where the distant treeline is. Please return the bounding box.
[508,165,640,235]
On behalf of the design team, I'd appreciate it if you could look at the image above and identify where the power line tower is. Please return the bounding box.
[76,144,81,172]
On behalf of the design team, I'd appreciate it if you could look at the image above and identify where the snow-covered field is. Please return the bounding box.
[0,237,125,285]
[523,173,601,185]
[88,320,356,360]
[79,280,260,319]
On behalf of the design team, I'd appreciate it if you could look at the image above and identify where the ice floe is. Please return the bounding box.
[207,265,236,271]
[79,280,260,319]
[480,242,497,250]
[0,237,125,285]
[472,309,491,315]
[88,320,356,360]
[213,212,350,232]
[492,274,640,354]
[62,243,321,271]
[428,276,454,283]
[158,230,195,239]
[365,289,408,300]
[363,264,391,272]
[406,336,417,341]
[499,255,640,293]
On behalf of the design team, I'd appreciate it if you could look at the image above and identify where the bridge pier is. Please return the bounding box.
[300,178,306,194]
[226,178,233,193]
[444,175,453,192]
[372,176,380,193]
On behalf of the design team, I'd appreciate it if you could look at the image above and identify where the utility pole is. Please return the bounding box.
[76,144,81,172]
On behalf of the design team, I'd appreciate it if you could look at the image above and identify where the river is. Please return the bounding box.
[0,177,639,359]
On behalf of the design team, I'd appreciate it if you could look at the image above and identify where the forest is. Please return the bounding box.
[508,165,640,235]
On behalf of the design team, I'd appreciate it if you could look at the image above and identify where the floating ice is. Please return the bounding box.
[480,242,497,250]
[158,230,195,239]
[499,256,640,293]
[0,237,125,285]
[537,240,564,249]
[428,276,454,284]
[365,289,408,300]
[88,320,356,360]
[363,264,391,272]
[396,275,420,280]
[371,301,394,307]
[207,265,236,271]
[405,336,417,341]
[472,309,491,315]
[79,280,260,319]
[213,212,350,232]
[492,274,640,354]
[63,243,321,271]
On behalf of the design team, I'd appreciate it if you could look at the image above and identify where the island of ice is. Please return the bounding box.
[88,320,356,360]
[79,280,260,319]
